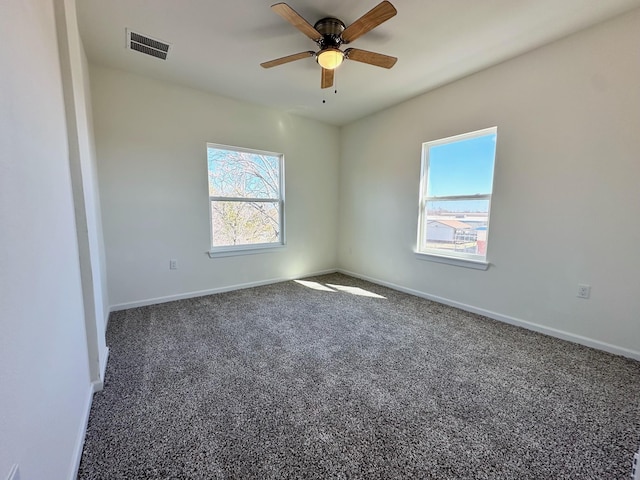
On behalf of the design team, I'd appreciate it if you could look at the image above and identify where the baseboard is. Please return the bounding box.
[338,269,640,361]
[69,384,94,480]
[101,347,109,381]
[106,266,639,359]
[91,347,109,393]
[91,379,103,393]
[109,268,338,311]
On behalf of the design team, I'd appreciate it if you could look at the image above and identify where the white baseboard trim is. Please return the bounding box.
[91,347,109,393]
[338,268,640,361]
[101,347,109,381]
[106,266,639,359]
[91,379,102,393]
[109,268,338,312]
[69,384,94,480]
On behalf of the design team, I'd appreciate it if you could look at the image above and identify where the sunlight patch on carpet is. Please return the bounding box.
[326,284,386,299]
[295,280,337,292]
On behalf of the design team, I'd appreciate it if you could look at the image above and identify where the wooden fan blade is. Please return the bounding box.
[321,68,334,89]
[261,51,315,68]
[345,48,397,69]
[341,1,397,44]
[271,3,322,41]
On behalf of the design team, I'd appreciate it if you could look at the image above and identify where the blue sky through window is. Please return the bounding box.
[427,133,496,198]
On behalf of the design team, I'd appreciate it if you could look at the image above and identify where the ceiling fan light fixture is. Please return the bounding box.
[317,48,344,70]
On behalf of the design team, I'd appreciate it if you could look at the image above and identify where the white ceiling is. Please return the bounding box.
[77,0,640,126]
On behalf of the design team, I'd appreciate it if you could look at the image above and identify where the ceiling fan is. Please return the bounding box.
[261,1,398,89]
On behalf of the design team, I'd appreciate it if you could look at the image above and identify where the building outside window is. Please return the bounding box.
[416,127,497,267]
[207,143,284,255]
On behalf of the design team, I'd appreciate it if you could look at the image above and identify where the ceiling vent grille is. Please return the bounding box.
[126,29,170,60]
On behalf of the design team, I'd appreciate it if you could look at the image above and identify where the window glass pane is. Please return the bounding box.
[427,133,496,197]
[211,200,280,247]
[208,148,280,199]
[423,199,490,256]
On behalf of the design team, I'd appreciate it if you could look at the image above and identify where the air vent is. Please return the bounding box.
[126,29,170,60]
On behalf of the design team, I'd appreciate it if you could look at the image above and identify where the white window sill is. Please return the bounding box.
[415,251,490,270]
[208,243,285,258]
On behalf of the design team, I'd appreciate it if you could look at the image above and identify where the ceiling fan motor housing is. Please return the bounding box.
[314,17,346,49]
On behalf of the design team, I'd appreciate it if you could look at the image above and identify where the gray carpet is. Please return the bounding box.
[78,273,640,479]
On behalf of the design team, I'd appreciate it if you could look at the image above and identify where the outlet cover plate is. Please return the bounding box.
[577,284,591,299]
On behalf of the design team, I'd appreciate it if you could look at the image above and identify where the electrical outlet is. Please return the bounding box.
[169,259,178,270]
[577,284,591,299]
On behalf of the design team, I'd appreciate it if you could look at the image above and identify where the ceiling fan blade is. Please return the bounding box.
[271,3,322,41]
[321,68,334,89]
[345,48,397,69]
[341,1,397,44]
[261,51,315,68]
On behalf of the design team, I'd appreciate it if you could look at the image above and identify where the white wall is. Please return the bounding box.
[90,66,340,308]
[338,9,640,357]
[0,1,93,479]
[55,0,109,388]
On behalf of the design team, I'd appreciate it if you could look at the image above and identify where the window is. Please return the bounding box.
[207,144,284,255]
[416,127,497,268]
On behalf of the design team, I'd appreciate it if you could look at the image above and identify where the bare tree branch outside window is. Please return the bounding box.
[207,146,283,249]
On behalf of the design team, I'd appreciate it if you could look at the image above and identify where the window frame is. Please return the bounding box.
[206,143,285,257]
[416,127,497,270]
